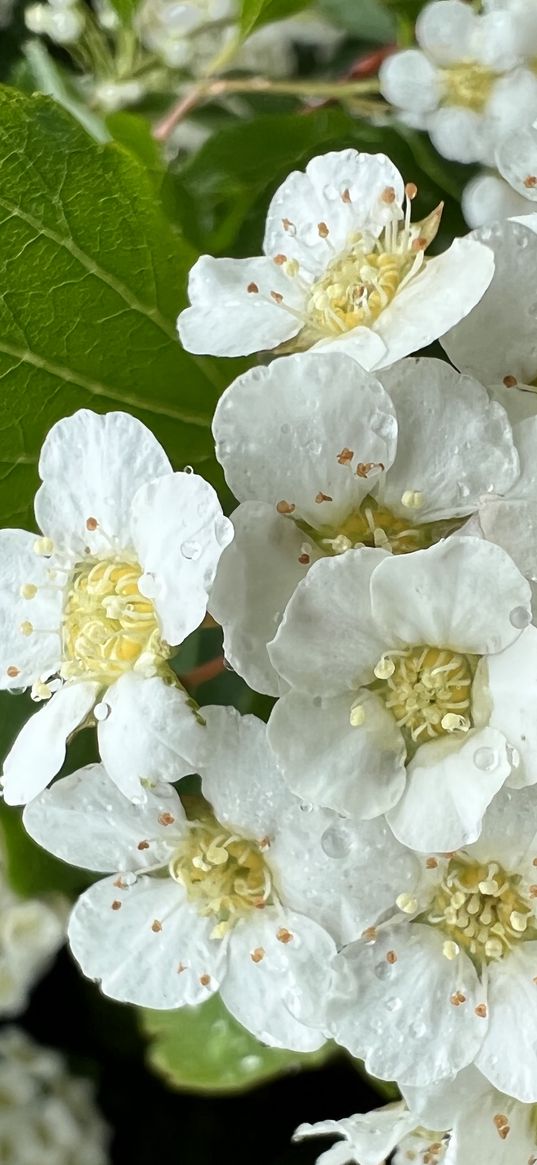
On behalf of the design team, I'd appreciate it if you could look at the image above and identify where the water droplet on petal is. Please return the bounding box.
[181,540,201,561]
[409,1019,427,1039]
[321,824,353,859]
[280,423,290,435]
[473,747,499,772]
[299,802,313,814]
[457,481,470,499]
[121,871,137,886]
[510,605,531,629]
[506,744,521,768]
[94,702,111,721]
[215,515,233,548]
[184,465,194,474]
[374,961,391,981]
[385,996,401,1012]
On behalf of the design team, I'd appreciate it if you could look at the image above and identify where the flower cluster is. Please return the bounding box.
[4,147,537,1156]
[23,0,340,113]
[379,0,537,229]
[0,1027,110,1165]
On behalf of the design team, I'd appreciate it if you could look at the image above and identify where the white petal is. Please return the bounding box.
[441,221,537,385]
[372,238,495,369]
[270,805,420,947]
[263,150,405,271]
[195,705,293,838]
[488,382,537,426]
[212,352,397,526]
[417,1,479,64]
[69,875,225,1008]
[268,689,406,820]
[379,50,441,113]
[268,549,389,694]
[388,728,512,852]
[479,416,537,578]
[295,1104,418,1165]
[209,502,319,696]
[0,529,62,690]
[327,924,484,1086]
[23,763,185,872]
[370,537,530,654]
[316,325,388,371]
[97,673,200,801]
[462,173,533,230]
[445,1082,537,1164]
[497,122,537,200]
[34,410,171,557]
[428,106,489,165]
[130,471,232,646]
[484,627,537,785]
[476,942,537,1101]
[177,255,302,356]
[1,681,100,805]
[221,908,334,1051]
[467,784,537,869]
[379,358,519,520]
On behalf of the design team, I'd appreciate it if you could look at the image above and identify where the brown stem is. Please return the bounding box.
[180,654,226,689]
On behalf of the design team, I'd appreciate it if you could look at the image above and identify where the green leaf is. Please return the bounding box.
[0,87,225,530]
[319,0,395,40]
[106,0,141,25]
[172,107,468,257]
[239,0,313,38]
[141,993,333,1093]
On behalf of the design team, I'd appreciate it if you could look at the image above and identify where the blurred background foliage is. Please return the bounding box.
[0,0,471,1159]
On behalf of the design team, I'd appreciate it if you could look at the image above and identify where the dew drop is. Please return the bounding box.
[181,540,201,561]
[138,571,157,599]
[509,605,531,629]
[94,701,111,722]
[457,481,470,499]
[215,515,233,547]
[321,824,353,859]
[374,961,392,981]
[473,747,499,772]
[506,744,521,768]
[299,802,313,814]
[385,996,401,1013]
[184,465,194,474]
[121,871,137,886]
[280,423,290,435]
[409,1019,427,1039]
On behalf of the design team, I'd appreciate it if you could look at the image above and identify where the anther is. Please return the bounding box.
[374,657,395,680]
[247,282,259,293]
[151,919,162,933]
[250,948,265,963]
[503,374,517,387]
[381,186,396,204]
[341,188,351,203]
[270,291,283,304]
[317,222,329,238]
[442,940,460,960]
[524,175,537,189]
[474,1003,487,1018]
[276,500,295,514]
[6,666,20,678]
[276,928,293,943]
[441,713,469,733]
[337,447,354,465]
[396,893,417,914]
[19,621,33,636]
[33,537,54,556]
[405,182,418,200]
[273,254,286,265]
[349,702,366,727]
[315,491,332,503]
[401,489,424,509]
[86,517,98,531]
[20,584,38,600]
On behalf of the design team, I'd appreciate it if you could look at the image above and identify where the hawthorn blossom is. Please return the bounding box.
[323,787,537,1101]
[0,409,232,804]
[267,536,535,850]
[23,707,407,1049]
[0,1027,110,1165]
[379,0,537,166]
[0,852,65,1017]
[496,122,537,202]
[210,351,519,694]
[177,149,494,370]
[294,1067,537,1164]
[440,216,537,393]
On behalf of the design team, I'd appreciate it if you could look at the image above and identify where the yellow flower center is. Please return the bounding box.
[442,62,497,112]
[169,814,273,939]
[61,557,168,684]
[374,645,475,744]
[307,240,417,337]
[427,857,537,965]
[307,497,464,556]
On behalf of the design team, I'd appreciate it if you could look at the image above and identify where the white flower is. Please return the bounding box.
[0,1027,110,1165]
[440,216,537,392]
[379,0,537,166]
[23,707,403,1049]
[25,0,85,43]
[0,409,232,805]
[293,1101,423,1165]
[294,1067,537,1164]
[462,171,535,229]
[267,536,534,851]
[210,351,519,695]
[325,786,537,1100]
[0,852,65,1018]
[176,149,494,370]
